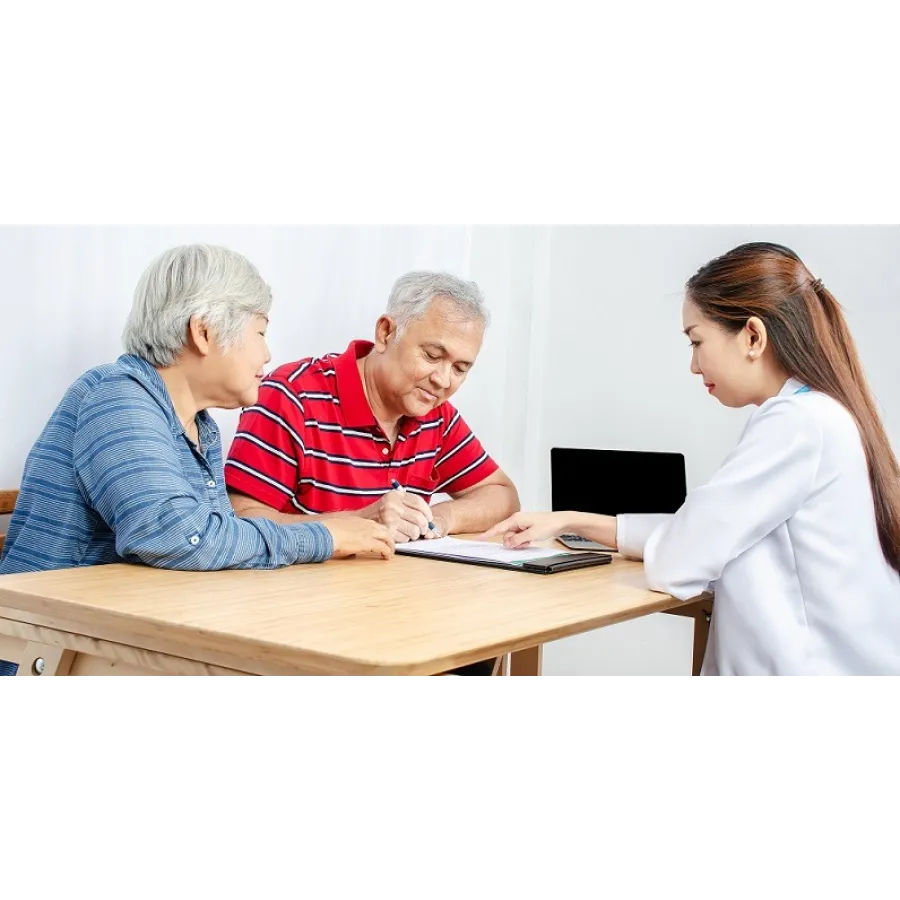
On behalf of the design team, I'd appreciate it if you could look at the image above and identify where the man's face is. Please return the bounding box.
[374,297,485,418]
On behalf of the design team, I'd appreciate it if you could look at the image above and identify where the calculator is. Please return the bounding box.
[557,533,616,552]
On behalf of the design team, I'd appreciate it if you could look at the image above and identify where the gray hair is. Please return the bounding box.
[386,271,489,335]
[122,244,273,367]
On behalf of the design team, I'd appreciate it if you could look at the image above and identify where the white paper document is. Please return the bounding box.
[396,536,568,565]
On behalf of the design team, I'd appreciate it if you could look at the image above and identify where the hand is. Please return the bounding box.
[360,491,434,543]
[322,518,395,560]
[424,513,449,540]
[478,511,569,549]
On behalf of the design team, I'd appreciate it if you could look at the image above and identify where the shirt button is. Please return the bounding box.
[189,535,200,546]
[207,480,216,487]
[381,447,389,456]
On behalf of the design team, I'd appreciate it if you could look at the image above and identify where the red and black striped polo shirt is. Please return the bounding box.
[224,340,498,514]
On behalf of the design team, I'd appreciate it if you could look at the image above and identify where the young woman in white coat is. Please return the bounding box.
[484,242,900,675]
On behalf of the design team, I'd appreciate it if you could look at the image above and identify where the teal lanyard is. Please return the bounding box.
[794,385,811,394]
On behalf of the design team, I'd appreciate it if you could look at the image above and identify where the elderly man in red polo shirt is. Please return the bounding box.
[225,271,518,674]
[225,271,520,552]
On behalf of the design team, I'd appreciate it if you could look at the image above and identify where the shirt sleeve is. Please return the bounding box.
[617,398,822,600]
[615,514,673,560]
[225,377,307,512]
[433,404,499,493]
[73,382,332,570]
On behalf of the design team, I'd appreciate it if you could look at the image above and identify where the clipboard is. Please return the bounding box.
[395,540,612,575]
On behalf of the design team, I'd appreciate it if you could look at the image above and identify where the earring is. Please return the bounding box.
[749,350,756,358]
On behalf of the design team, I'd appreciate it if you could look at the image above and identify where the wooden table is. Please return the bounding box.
[0,545,711,676]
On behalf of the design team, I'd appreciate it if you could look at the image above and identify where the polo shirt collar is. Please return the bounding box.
[334,341,379,427]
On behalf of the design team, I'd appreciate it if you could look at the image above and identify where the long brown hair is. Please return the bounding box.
[686,241,900,573]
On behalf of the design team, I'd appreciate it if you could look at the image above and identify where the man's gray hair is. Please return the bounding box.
[122,244,273,367]
[386,271,489,335]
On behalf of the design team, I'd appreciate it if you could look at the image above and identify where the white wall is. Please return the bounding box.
[2,226,897,674]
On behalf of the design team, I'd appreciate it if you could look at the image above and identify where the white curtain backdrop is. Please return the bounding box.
[0,226,476,480]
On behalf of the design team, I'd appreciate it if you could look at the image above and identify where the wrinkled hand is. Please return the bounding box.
[323,518,395,560]
[361,491,435,543]
[478,511,569,549]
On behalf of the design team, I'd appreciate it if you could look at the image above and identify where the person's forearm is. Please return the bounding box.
[565,512,618,548]
[432,485,520,536]
[228,492,354,525]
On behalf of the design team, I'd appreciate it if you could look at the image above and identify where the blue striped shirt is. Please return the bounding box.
[0,354,333,575]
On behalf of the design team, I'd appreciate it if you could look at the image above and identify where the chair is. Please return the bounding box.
[0,489,18,557]
[0,490,20,675]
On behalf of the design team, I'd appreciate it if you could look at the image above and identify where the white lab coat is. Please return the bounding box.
[616,378,900,675]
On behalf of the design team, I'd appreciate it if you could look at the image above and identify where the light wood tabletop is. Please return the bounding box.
[0,541,694,675]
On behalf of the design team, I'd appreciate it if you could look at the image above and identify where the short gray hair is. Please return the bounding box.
[122,244,273,367]
[386,271,489,335]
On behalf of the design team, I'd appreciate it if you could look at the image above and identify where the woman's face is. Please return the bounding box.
[683,300,758,409]
[206,314,272,409]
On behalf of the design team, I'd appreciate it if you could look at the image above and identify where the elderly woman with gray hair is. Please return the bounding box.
[0,245,392,576]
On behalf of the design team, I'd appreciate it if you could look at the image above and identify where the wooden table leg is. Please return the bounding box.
[661,598,714,676]
[509,645,542,676]
[689,602,712,676]
[17,642,75,676]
